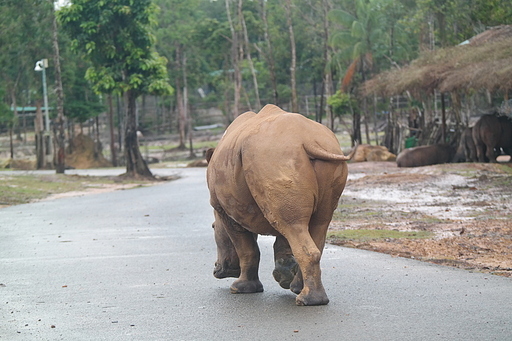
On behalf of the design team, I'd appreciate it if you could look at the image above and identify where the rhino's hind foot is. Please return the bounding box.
[296,289,329,306]
[230,279,264,294]
[213,264,241,279]
[272,258,299,289]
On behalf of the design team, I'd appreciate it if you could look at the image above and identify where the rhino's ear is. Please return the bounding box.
[206,148,215,163]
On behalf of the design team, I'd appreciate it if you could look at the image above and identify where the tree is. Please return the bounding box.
[0,85,15,159]
[58,0,173,178]
[0,0,53,152]
[50,3,66,174]
[225,0,243,118]
[284,0,298,113]
[155,0,203,149]
[329,0,389,144]
[257,0,279,105]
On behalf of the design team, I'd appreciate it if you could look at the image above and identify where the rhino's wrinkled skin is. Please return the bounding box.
[206,104,353,306]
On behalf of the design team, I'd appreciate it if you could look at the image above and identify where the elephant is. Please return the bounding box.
[396,144,456,167]
[472,113,512,163]
[453,127,477,162]
[206,104,355,306]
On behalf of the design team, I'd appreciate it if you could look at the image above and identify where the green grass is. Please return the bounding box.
[327,229,434,242]
[0,174,152,206]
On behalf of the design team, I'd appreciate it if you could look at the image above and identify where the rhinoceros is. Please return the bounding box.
[396,144,456,167]
[473,113,512,163]
[206,104,354,306]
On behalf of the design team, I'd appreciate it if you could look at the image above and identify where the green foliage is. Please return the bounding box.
[0,0,53,121]
[0,0,511,139]
[58,0,173,97]
[327,90,358,117]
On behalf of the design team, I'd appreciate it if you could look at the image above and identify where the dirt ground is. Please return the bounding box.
[328,160,512,277]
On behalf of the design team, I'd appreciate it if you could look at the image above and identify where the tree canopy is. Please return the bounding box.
[1,0,511,166]
[58,0,173,178]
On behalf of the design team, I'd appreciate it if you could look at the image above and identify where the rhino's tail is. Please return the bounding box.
[305,142,358,162]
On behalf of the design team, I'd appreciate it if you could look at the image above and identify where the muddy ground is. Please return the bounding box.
[328,160,512,277]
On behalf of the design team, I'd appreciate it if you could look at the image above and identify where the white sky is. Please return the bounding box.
[54,0,71,11]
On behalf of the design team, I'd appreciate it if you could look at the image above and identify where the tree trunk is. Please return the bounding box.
[239,0,261,110]
[441,92,446,144]
[352,109,362,144]
[322,0,332,127]
[107,95,117,166]
[35,102,45,169]
[363,97,371,144]
[182,54,195,159]
[124,90,153,179]
[51,8,66,174]
[9,125,14,159]
[226,0,241,118]
[373,94,379,144]
[260,0,278,105]
[285,0,298,113]
[175,62,186,150]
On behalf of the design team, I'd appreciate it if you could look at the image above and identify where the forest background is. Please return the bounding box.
[0,0,511,176]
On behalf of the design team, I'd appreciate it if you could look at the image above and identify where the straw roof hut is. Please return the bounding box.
[363,25,512,96]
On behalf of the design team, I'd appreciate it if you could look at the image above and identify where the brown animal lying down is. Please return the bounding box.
[206,104,355,306]
[396,144,456,167]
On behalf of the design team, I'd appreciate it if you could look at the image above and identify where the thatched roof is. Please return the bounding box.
[363,25,512,96]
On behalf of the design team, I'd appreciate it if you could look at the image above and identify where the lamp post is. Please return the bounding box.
[35,58,53,168]
[34,59,50,133]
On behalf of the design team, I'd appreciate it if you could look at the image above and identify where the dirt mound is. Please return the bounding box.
[66,134,112,169]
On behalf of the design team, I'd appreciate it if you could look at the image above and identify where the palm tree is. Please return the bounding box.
[329,0,387,144]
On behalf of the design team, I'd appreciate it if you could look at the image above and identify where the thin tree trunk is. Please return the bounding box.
[116,95,123,155]
[10,91,18,156]
[124,90,153,178]
[322,0,333,128]
[441,92,446,144]
[175,45,186,150]
[373,93,379,144]
[260,0,278,105]
[51,8,66,174]
[107,95,117,166]
[239,0,261,110]
[226,0,241,117]
[35,102,45,169]
[285,0,298,113]
[9,125,14,159]
[182,53,195,159]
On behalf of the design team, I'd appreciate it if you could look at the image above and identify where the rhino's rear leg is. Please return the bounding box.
[285,225,329,306]
[213,210,263,293]
[213,211,240,279]
[228,229,263,294]
[272,235,299,289]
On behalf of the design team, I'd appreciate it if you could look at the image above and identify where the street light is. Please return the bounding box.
[34,59,50,133]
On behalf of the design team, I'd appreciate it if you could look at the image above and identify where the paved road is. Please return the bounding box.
[1,168,511,340]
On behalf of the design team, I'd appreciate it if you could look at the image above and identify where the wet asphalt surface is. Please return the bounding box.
[1,167,511,340]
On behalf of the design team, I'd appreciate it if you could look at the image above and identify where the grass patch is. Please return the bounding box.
[327,229,434,242]
[0,174,153,206]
